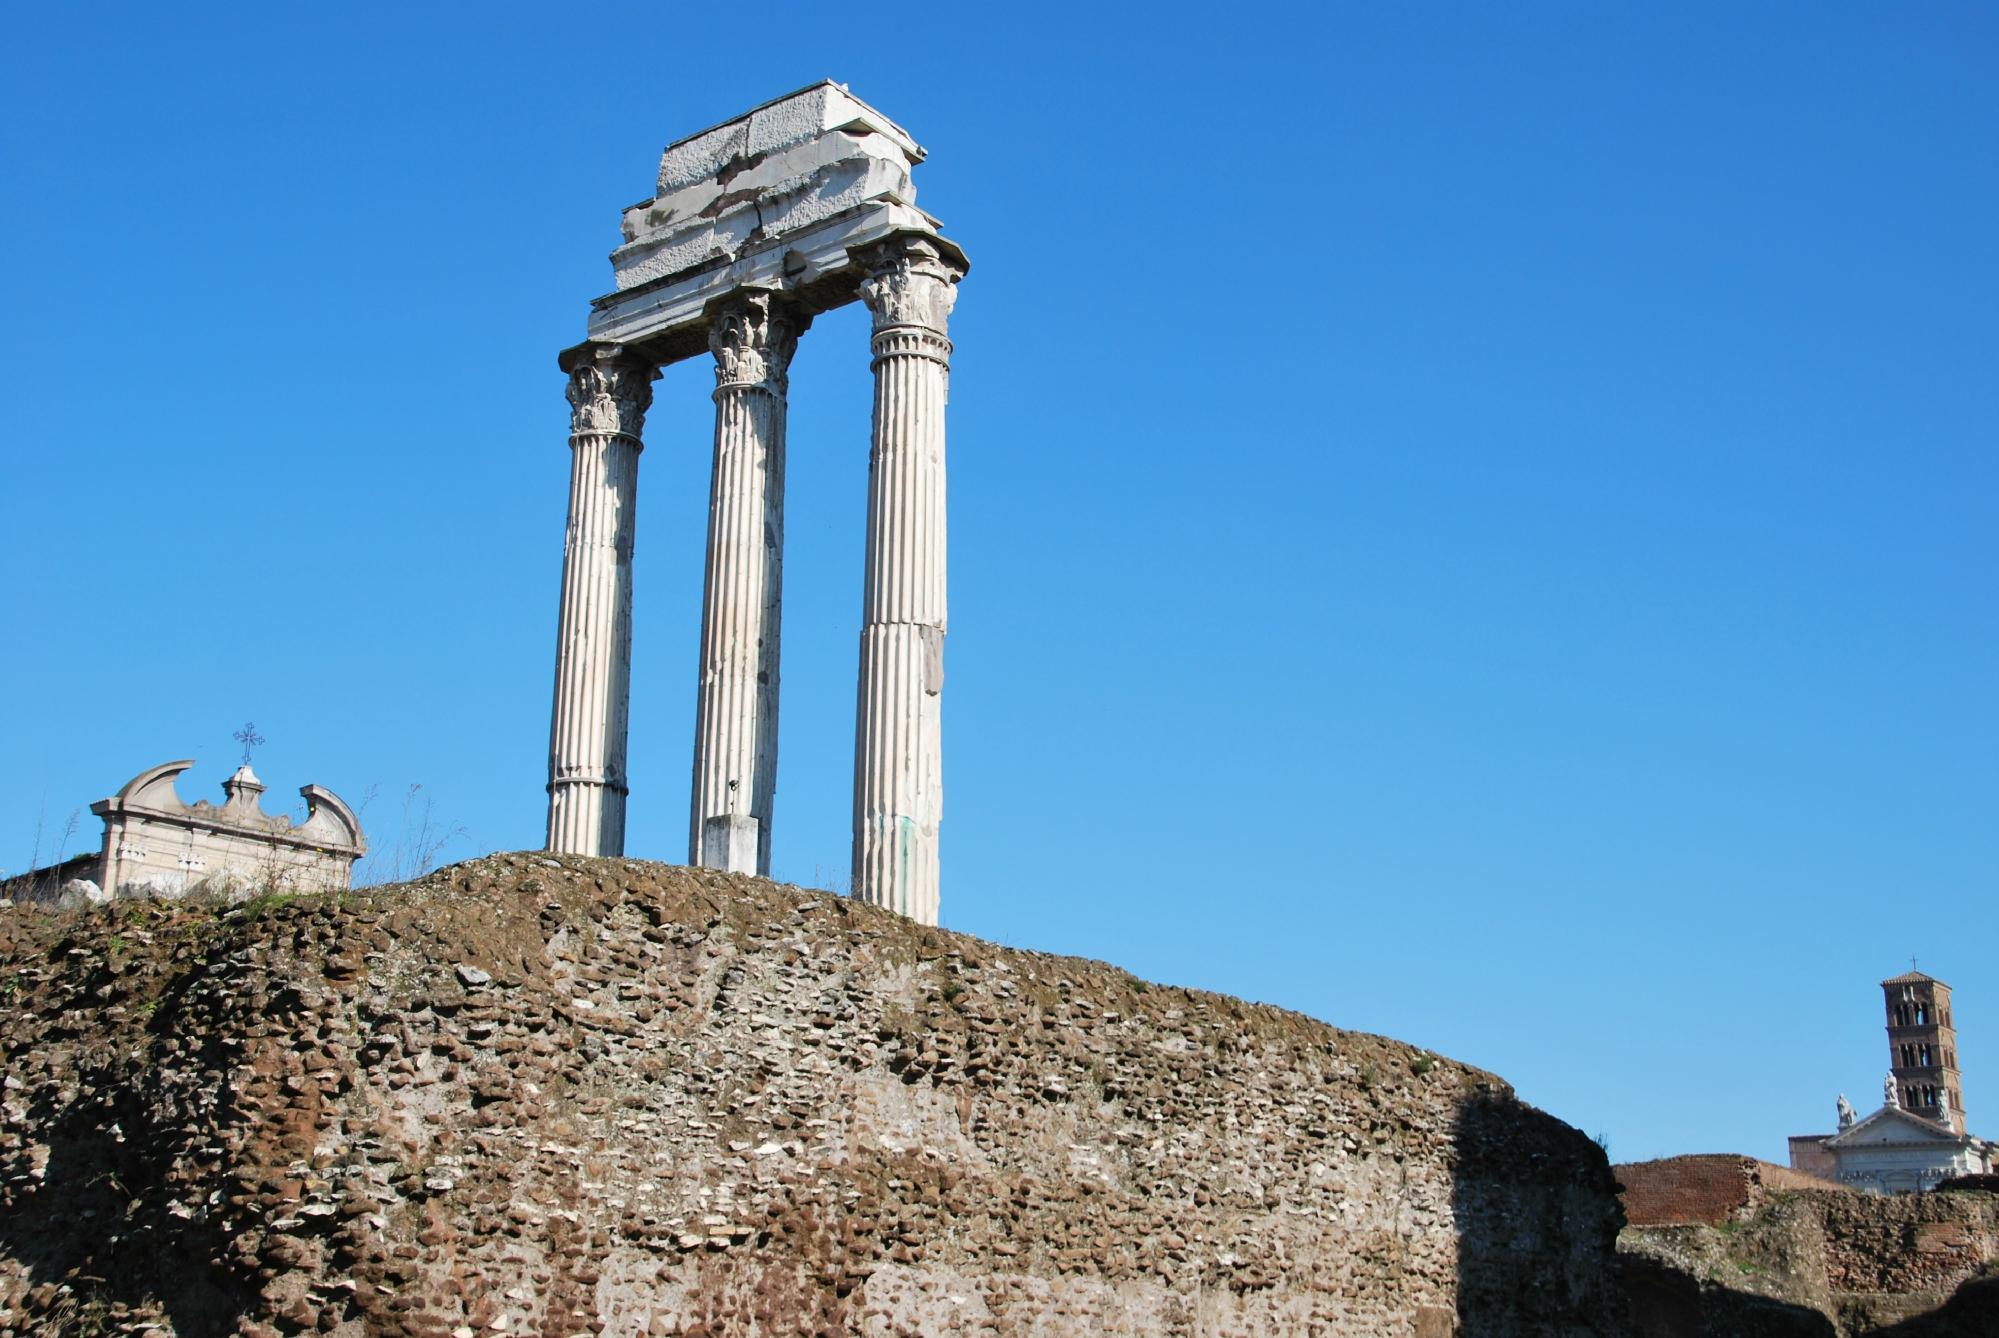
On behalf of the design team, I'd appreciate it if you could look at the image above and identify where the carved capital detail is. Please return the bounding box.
[708,293,800,394]
[566,348,655,439]
[858,237,963,336]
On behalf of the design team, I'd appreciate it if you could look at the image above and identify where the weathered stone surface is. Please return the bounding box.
[56,879,107,910]
[573,82,963,369]
[0,857,1629,1334]
[613,83,923,294]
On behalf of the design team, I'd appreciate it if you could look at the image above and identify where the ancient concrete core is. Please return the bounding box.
[0,856,1630,1335]
[546,83,968,927]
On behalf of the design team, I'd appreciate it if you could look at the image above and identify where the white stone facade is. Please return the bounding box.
[1802,1106,1995,1194]
[21,760,368,902]
[545,83,968,926]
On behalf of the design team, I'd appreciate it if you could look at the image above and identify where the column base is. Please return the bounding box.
[699,814,760,875]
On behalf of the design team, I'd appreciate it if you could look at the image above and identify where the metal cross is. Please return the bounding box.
[232,721,265,766]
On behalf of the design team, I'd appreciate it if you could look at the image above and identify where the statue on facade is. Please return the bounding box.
[1837,1094,1856,1129]
[1885,1073,1900,1109]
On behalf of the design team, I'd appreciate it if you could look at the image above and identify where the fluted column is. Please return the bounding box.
[546,345,655,855]
[853,237,965,924]
[690,294,800,875]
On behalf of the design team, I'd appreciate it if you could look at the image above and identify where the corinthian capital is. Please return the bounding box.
[858,236,964,334]
[565,347,656,439]
[708,293,800,393]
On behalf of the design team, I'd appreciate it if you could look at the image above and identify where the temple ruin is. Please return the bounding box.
[544,83,968,926]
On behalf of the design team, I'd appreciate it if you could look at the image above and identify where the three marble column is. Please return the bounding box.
[544,237,966,926]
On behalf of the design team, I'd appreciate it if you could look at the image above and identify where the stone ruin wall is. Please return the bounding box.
[1617,1154,1999,1334]
[0,856,1628,1335]
[1815,1189,1999,1299]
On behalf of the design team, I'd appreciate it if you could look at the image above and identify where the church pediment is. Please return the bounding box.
[1827,1107,1965,1148]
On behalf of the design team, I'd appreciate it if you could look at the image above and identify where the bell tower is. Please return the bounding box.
[1883,970,1964,1132]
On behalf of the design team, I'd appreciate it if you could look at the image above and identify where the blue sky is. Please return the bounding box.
[3,4,1993,1165]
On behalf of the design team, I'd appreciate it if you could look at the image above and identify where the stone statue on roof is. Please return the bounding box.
[1837,1094,1856,1129]
[1885,1073,1900,1109]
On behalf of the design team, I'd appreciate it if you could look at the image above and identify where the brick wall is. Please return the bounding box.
[1617,1155,1759,1226]
[1616,1154,1844,1227]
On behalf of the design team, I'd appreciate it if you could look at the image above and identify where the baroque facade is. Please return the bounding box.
[544,83,968,927]
[4,760,365,904]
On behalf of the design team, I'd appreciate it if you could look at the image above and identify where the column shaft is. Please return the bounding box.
[853,239,963,924]
[690,296,798,875]
[546,348,653,856]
